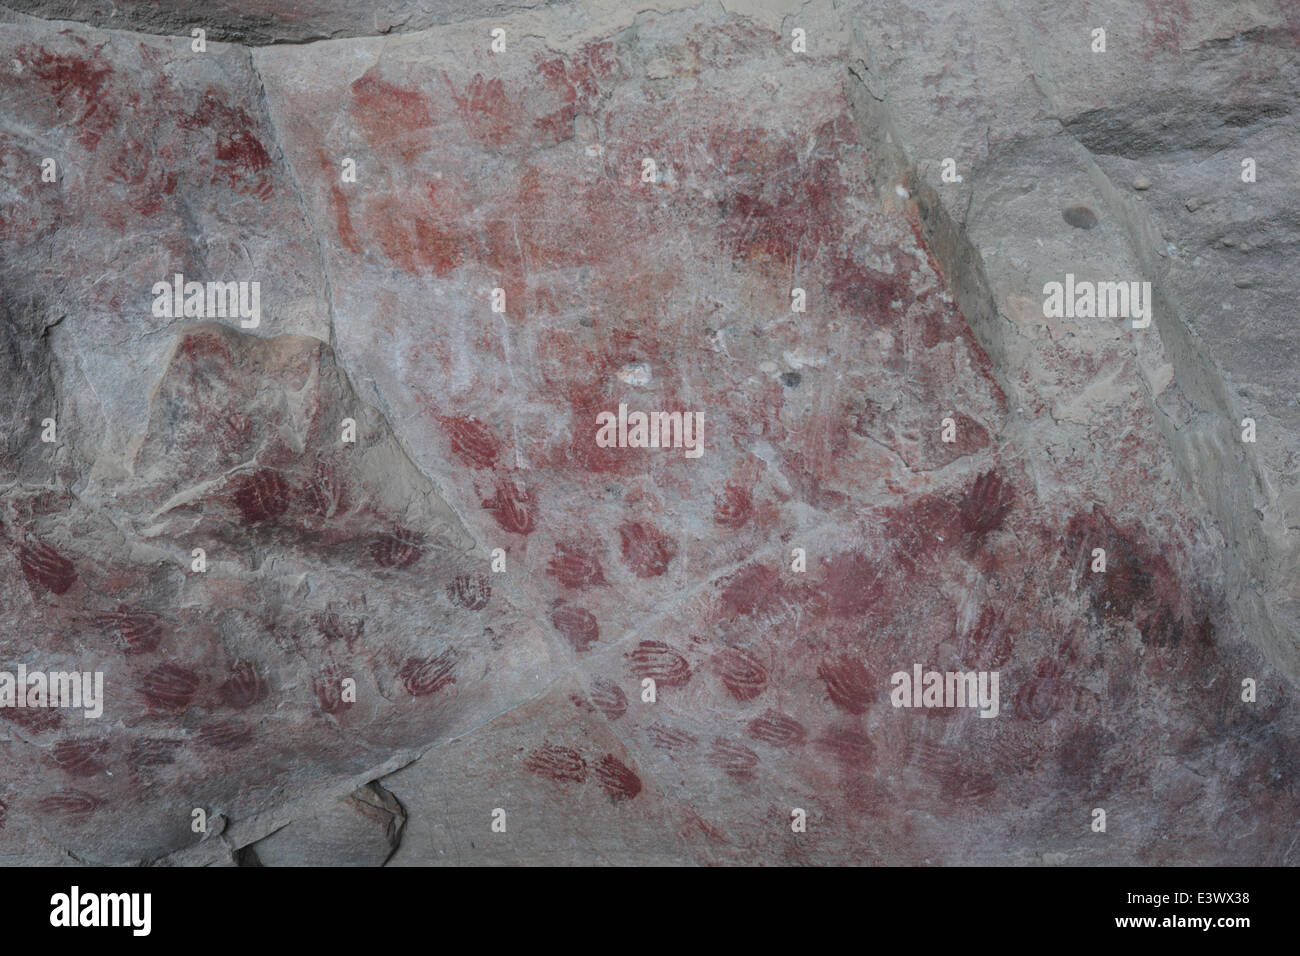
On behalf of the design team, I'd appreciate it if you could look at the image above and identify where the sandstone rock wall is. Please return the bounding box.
[0,0,1295,865]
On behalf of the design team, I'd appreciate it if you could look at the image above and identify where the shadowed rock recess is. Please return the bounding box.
[0,0,1296,865]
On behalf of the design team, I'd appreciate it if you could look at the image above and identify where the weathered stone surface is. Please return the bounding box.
[844,0,1300,686]
[248,782,404,865]
[0,0,1296,866]
[2,0,562,44]
[0,20,329,471]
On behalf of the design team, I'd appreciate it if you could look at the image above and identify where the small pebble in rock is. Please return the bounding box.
[1133,176,1151,190]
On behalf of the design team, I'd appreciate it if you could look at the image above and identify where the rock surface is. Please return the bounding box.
[248,782,404,866]
[0,0,1296,865]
